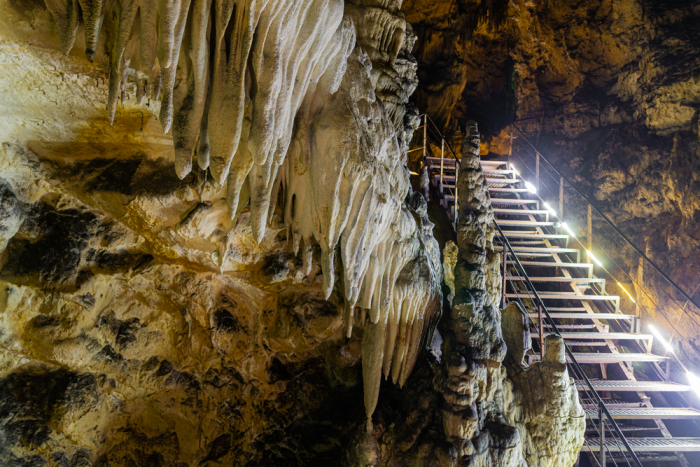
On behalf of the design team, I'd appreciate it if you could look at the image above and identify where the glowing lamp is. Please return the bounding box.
[587,250,602,267]
[648,325,674,354]
[543,202,557,217]
[561,222,576,238]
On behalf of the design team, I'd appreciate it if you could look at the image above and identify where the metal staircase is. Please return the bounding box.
[415,115,700,466]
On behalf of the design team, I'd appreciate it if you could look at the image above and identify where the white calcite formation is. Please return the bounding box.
[33,0,441,421]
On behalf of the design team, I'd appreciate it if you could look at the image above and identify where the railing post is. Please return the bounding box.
[587,204,593,251]
[599,402,606,467]
[422,114,427,160]
[502,248,507,309]
[454,167,459,229]
[440,136,445,195]
[508,124,513,167]
[636,256,643,319]
[559,177,564,219]
[538,304,544,359]
[536,152,540,192]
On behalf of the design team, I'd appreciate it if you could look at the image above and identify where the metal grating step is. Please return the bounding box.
[491,199,539,205]
[533,332,651,340]
[510,277,604,283]
[482,169,517,176]
[576,380,691,392]
[496,220,557,226]
[519,261,593,269]
[528,312,635,320]
[425,157,458,166]
[488,187,531,193]
[508,293,619,301]
[584,407,700,420]
[568,353,669,363]
[493,208,549,215]
[581,438,700,452]
[486,178,520,185]
[480,160,508,166]
[498,246,579,253]
[501,231,569,240]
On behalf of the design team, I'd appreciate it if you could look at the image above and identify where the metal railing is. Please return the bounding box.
[495,221,643,467]
[413,114,461,229]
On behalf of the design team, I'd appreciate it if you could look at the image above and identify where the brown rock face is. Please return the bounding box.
[407,0,700,369]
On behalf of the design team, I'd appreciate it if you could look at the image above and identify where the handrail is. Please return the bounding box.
[512,124,700,314]
[493,220,644,467]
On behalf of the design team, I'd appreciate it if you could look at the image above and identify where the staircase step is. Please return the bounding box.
[483,169,517,176]
[581,437,700,452]
[493,208,549,215]
[519,261,593,269]
[488,187,531,193]
[498,246,579,254]
[425,157,458,166]
[480,160,508,167]
[528,312,635,320]
[584,407,700,420]
[533,332,651,340]
[486,178,520,185]
[496,220,557,226]
[568,353,669,363]
[576,380,691,392]
[509,277,603,283]
[501,231,569,240]
[509,293,618,301]
[491,199,539,205]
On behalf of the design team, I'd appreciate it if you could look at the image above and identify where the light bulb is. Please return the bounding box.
[524,181,537,193]
[649,325,674,354]
[587,250,602,267]
[686,371,700,396]
[617,281,636,304]
[561,222,576,238]
[543,202,557,217]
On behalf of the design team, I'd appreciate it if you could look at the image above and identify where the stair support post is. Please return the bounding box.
[454,168,459,229]
[538,304,544,359]
[599,402,606,467]
[502,248,507,309]
[440,136,444,194]
[559,177,564,219]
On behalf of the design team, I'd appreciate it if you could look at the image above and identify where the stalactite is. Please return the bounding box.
[44,0,80,55]
[43,0,440,420]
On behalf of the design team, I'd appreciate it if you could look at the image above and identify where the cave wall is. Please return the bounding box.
[406,0,700,372]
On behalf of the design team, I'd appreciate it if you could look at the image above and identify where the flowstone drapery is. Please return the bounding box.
[36,0,441,420]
